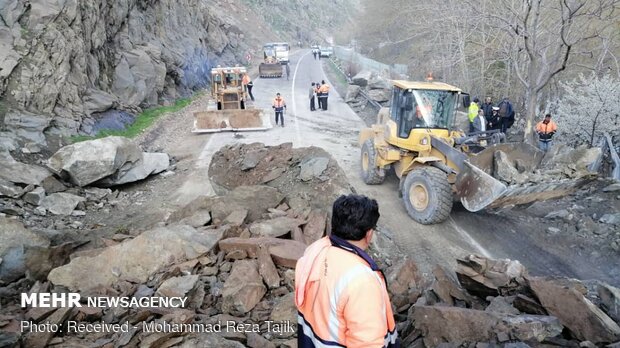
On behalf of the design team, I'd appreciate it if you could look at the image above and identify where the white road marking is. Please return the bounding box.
[449,216,492,258]
[291,51,311,146]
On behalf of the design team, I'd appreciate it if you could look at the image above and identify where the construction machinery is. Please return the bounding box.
[259,44,283,78]
[359,80,589,224]
[192,66,268,133]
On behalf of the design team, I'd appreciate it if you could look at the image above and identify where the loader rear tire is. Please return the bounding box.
[402,167,453,224]
[360,139,385,185]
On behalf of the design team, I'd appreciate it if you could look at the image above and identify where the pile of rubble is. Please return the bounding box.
[397,255,620,347]
[344,70,392,112]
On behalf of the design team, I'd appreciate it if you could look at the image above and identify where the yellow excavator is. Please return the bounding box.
[359,80,589,224]
[193,66,269,133]
[259,44,283,78]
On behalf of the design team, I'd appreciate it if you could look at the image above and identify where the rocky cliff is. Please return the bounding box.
[0,0,354,150]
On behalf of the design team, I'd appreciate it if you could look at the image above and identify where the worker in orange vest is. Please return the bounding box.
[272,92,287,127]
[318,80,330,110]
[535,113,558,152]
[241,73,254,101]
[295,194,400,348]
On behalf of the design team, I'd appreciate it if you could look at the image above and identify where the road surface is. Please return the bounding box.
[174,49,618,283]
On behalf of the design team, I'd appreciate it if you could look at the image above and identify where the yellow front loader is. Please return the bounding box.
[193,66,269,133]
[359,80,589,224]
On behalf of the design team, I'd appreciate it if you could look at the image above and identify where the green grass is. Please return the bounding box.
[70,97,193,143]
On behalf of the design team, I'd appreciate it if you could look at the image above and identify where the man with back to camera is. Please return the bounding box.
[295,194,400,348]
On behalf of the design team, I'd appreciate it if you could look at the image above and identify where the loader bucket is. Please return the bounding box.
[192,109,270,133]
[259,63,283,78]
[456,143,591,211]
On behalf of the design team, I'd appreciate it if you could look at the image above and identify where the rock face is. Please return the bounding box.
[48,225,223,291]
[0,218,49,284]
[221,260,266,315]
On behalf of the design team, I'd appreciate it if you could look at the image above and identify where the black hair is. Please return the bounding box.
[311,82,315,86]
[331,194,380,241]
[545,113,551,118]
[321,80,325,84]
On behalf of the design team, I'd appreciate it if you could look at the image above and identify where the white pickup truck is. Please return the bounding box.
[319,46,333,58]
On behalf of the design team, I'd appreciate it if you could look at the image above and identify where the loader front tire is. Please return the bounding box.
[360,139,385,185]
[402,167,453,224]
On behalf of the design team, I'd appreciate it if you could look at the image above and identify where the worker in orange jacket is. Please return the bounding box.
[241,73,254,101]
[535,113,558,152]
[272,93,287,127]
[318,80,330,111]
[295,194,400,348]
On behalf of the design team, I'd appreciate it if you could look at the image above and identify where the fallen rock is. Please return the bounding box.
[40,176,66,193]
[23,187,45,206]
[456,255,528,298]
[495,315,563,342]
[494,150,527,184]
[97,152,169,186]
[603,183,620,192]
[247,332,276,348]
[485,296,520,316]
[0,178,23,198]
[40,193,86,216]
[46,136,142,187]
[2,110,50,146]
[23,307,71,348]
[528,276,620,343]
[513,294,547,315]
[413,306,499,346]
[345,85,361,102]
[0,218,49,284]
[302,210,327,244]
[219,237,301,258]
[258,246,280,289]
[240,151,264,171]
[597,283,620,324]
[180,334,245,348]
[270,292,296,337]
[0,152,51,186]
[368,75,391,90]
[299,157,329,181]
[431,265,470,306]
[179,210,212,228]
[269,241,307,268]
[599,213,620,225]
[249,217,305,238]
[224,209,248,226]
[367,88,391,102]
[156,275,200,299]
[48,225,223,291]
[221,259,266,315]
[387,257,421,297]
[170,185,284,223]
[351,70,372,87]
[544,145,601,170]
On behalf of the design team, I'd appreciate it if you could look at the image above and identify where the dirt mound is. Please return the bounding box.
[208,142,353,211]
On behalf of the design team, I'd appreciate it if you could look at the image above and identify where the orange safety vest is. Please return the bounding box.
[242,74,251,86]
[535,120,557,134]
[319,84,330,94]
[295,236,399,348]
[273,97,286,109]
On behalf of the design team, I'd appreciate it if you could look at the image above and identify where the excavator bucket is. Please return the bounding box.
[259,63,283,78]
[456,143,592,212]
[192,108,270,133]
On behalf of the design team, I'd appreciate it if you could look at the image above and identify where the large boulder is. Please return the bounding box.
[48,225,224,292]
[0,218,50,284]
[221,260,266,315]
[528,276,620,343]
[345,85,361,103]
[351,70,373,87]
[368,76,391,90]
[1,109,50,146]
[47,136,142,187]
[367,88,391,103]
[97,152,169,186]
[598,283,620,324]
[0,152,52,186]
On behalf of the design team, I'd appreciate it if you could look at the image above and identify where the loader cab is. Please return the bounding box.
[388,81,461,144]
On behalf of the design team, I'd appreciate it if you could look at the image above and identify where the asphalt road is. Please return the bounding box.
[186,49,618,284]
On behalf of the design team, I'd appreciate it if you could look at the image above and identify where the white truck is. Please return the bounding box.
[319,46,333,58]
[273,42,290,65]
